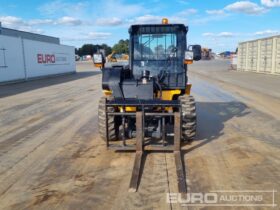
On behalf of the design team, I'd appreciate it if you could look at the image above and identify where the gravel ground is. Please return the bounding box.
[0,60,279,210]
[190,59,280,98]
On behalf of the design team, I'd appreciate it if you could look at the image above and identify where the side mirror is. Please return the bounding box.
[184,51,194,64]
[188,45,202,61]
[93,54,102,64]
[93,53,105,69]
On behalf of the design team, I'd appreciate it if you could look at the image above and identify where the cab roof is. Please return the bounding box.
[129,24,188,35]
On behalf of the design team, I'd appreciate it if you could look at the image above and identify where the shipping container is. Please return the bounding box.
[237,43,247,71]
[247,41,258,72]
[237,35,280,75]
[275,37,280,74]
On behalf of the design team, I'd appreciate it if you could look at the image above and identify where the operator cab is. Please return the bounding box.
[100,18,201,100]
[128,19,201,90]
[129,22,188,89]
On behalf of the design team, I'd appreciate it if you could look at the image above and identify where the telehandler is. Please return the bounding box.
[94,18,201,192]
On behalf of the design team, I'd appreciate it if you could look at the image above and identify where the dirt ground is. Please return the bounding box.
[0,60,279,210]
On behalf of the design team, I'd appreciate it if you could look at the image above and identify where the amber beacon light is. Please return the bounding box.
[162,18,168,24]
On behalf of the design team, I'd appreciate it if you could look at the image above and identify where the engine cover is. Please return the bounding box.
[121,79,154,100]
[102,67,154,100]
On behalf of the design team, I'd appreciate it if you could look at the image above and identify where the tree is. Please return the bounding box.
[101,44,112,56]
[76,44,112,56]
[77,44,94,56]
[75,39,130,57]
[112,39,129,54]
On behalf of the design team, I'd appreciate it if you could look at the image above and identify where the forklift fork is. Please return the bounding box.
[128,111,187,193]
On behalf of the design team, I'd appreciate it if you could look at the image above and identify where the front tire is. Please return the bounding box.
[179,95,197,141]
[98,96,118,141]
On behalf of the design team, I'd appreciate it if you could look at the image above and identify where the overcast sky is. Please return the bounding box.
[0,0,279,52]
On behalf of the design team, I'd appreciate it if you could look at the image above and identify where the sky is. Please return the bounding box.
[0,0,279,52]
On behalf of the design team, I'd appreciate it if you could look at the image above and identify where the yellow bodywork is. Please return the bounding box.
[106,51,118,62]
[160,90,181,112]
[103,84,192,112]
[103,90,112,96]
[161,90,181,100]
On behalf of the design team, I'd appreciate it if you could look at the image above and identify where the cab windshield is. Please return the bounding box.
[133,33,181,78]
[134,33,177,60]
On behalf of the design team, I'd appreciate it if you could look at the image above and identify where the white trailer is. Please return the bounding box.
[0,32,75,84]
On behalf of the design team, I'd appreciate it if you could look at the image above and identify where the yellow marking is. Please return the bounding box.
[126,107,136,112]
[118,106,136,112]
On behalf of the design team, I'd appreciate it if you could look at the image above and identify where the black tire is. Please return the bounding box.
[179,95,197,141]
[98,96,118,141]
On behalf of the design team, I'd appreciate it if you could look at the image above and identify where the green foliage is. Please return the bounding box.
[75,39,129,57]
[76,44,112,56]
[101,44,112,56]
[112,39,129,54]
